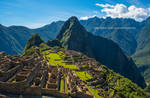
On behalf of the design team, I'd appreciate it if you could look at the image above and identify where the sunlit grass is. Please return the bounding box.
[43,51,78,70]
[64,75,68,93]
[60,78,64,93]
[74,71,93,81]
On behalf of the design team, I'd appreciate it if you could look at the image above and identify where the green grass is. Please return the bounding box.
[39,43,50,51]
[43,50,78,70]
[60,78,64,93]
[133,55,150,83]
[133,56,150,66]
[12,79,16,83]
[74,71,93,81]
[60,75,68,93]
[64,78,68,93]
[86,85,102,98]
[73,69,103,98]
[82,64,89,68]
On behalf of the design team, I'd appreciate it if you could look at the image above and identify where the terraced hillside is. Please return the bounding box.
[42,47,149,98]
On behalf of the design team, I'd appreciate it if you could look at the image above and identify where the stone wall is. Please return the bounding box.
[0,63,23,82]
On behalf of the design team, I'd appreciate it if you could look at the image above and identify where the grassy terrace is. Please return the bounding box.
[60,75,68,93]
[42,49,101,98]
[74,71,92,81]
[43,50,78,70]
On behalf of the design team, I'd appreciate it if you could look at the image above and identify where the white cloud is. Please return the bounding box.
[80,15,97,20]
[96,3,114,8]
[96,3,150,21]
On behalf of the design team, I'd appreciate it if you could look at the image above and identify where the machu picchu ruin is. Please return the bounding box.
[0,50,94,98]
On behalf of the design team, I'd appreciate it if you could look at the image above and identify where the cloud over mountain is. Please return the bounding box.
[96,3,150,21]
[80,15,97,20]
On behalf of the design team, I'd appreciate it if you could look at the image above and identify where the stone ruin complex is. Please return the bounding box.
[0,51,93,98]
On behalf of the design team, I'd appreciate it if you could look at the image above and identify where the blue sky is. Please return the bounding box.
[0,0,150,28]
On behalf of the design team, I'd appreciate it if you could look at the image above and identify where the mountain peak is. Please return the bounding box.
[92,16,100,20]
[56,16,87,41]
[68,16,78,22]
[24,33,44,50]
[67,16,81,27]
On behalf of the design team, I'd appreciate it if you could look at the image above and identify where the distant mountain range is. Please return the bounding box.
[1,16,150,85]
[0,16,148,56]
[0,21,63,54]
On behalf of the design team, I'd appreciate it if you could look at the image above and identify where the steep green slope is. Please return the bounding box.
[0,25,24,54]
[133,17,150,84]
[57,16,146,88]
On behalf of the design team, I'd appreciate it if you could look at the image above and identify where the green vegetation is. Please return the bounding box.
[74,71,92,81]
[60,75,68,93]
[81,64,89,69]
[86,86,102,98]
[104,69,149,98]
[23,46,40,56]
[12,79,16,83]
[39,43,50,51]
[133,55,150,84]
[43,50,78,70]
[60,78,64,93]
